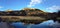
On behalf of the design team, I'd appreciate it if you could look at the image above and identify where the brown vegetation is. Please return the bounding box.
[0,8,60,24]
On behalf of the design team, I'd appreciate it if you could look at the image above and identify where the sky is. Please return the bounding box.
[0,0,60,12]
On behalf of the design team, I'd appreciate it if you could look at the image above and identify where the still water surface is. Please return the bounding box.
[11,20,55,28]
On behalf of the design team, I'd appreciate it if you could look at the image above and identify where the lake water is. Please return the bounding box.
[11,20,56,28]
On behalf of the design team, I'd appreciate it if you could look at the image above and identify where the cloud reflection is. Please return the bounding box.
[11,20,60,28]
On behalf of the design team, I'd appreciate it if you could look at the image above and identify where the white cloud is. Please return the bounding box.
[27,0,42,7]
[0,6,3,8]
[46,5,60,10]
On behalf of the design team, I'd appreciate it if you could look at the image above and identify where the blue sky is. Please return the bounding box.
[0,0,60,12]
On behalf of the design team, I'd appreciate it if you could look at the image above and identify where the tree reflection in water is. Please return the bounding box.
[11,20,60,28]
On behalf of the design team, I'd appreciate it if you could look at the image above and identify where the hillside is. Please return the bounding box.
[0,8,60,24]
[0,8,47,16]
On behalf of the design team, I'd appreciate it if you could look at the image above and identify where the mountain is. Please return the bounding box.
[21,8,47,17]
[0,8,47,17]
[0,8,59,23]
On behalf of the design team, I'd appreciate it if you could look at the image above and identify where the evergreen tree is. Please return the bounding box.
[58,10,60,17]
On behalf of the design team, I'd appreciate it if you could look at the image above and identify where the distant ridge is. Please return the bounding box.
[0,8,47,16]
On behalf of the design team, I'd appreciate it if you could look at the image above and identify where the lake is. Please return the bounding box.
[11,20,57,28]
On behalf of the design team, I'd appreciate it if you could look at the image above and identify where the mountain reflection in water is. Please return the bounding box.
[11,20,56,28]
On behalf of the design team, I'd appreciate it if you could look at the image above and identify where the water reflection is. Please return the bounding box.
[11,20,56,28]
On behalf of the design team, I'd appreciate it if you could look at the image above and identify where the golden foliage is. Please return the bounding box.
[5,9,13,12]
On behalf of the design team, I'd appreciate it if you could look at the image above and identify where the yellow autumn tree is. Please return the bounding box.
[5,9,13,12]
